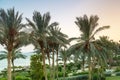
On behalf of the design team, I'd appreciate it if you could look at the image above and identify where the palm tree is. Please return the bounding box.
[26,11,58,80]
[70,15,110,80]
[0,8,28,80]
[11,49,26,80]
[70,50,86,71]
[97,36,119,68]
[0,49,26,80]
[59,48,70,79]
[47,26,69,79]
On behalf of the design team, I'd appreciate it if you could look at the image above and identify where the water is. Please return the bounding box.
[0,52,34,71]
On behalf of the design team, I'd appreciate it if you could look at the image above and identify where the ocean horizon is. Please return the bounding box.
[0,52,34,71]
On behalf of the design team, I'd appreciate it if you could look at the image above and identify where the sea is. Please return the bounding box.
[0,52,34,71]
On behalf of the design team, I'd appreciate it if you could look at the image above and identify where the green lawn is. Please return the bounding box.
[106,76,120,80]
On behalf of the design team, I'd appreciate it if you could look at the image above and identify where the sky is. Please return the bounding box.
[0,0,120,52]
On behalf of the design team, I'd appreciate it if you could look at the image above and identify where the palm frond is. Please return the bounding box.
[0,54,7,60]
[90,26,110,40]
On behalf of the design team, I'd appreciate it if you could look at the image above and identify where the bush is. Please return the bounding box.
[0,78,7,80]
[115,72,120,76]
[93,74,106,80]
[58,72,63,77]
[57,75,88,80]
[80,71,88,75]
[57,74,106,80]
[115,67,120,72]
[30,54,43,80]
[72,71,88,76]
[15,76,30,80]
[105,73,111,77]
[16,71,30,77]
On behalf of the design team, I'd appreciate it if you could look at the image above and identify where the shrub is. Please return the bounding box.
[115,72,120,76]
[57,75,88,80]
[58,72,63,77]
[30,54,43,80]
[0,78,7,80]
[72,71,88,76]
[115,67,120,72]
[93,74,106,80]
[104,73,111,77]
[15,76,30,80]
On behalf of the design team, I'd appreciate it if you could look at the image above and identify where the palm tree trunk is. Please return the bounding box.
[42,49,48,80]
[7,51,12,80]
[82,56,85,71]
[56,50,59,80]
[63,59,66,79]
[52,48,55,80]
[88,57,92,80]
[12,60,15,80]
[47,53,52,80]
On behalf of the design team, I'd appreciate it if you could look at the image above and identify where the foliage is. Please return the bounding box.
[0,49,27,80]
[115,72,120,76]
[105,73,111,77]
[0,8,29,80]
[26,11,59,80]
[57,75,88,80]
[114,67,120,72]
[15,71,30,77]
[30,54,43,80]
[58,65,62,72]
[15,76,31,80]
[106,76,120,80]
[0,78,7,80]
[72,71,88,76]
[57,72,64,77]
[70,15,110,80]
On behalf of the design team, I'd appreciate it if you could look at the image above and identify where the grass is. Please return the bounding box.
[106,76,120,80]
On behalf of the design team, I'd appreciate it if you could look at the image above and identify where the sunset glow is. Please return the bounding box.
[0,0,120,41]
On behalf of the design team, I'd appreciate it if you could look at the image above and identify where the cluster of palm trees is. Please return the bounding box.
[0,8,119,80]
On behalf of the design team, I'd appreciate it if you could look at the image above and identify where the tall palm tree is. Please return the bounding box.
[47,26,69,80]
[70,15,110,80]
[0,49,26,80]
[0,8,27,80]
[26,11,58,80]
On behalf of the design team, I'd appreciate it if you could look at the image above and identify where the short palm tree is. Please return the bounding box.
[96,36,119,68]
[70,15,110,80]
[26,11,58,80]
[0,49,26,80]
[59,48,70,79]
[69,50,86,71]
[0,8,27,80]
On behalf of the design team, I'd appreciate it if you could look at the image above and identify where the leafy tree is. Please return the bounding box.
[30,54,43,80]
